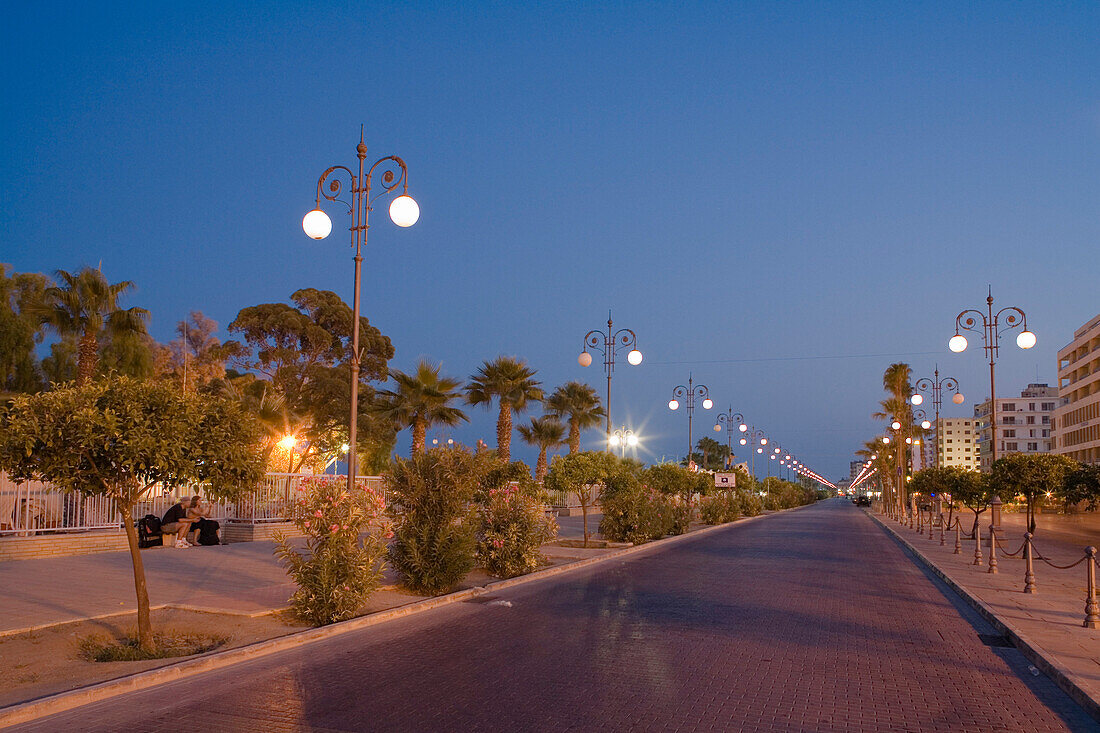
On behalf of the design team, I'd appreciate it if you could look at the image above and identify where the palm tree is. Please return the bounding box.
[38,267,149,384]
[518,416,565,482]
[545,381,605,453]
[377,359,468,456]
[466,356,543,462]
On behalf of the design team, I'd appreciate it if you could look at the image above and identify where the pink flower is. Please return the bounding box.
[342,524,349,530]
[330,524,339,532]
[303,521,311,528]
[384,530,394,539]
[314,510,323,517]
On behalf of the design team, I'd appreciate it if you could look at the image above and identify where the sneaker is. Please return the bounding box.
[174,539,189,548]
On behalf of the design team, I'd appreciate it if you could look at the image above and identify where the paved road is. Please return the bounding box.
[13,500,1096,732]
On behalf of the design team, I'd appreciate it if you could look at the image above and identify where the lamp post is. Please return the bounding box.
[739,427,768,479]
[949,287,1034,472]
[713,407,746,469]
[608,426,638,458]
[303,129,419,492]
[912,367,963,469]
[668,374,712,469]
[579,311,642,449]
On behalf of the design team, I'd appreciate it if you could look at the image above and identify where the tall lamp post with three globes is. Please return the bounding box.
[713,407,746,469]
[911,366,963,469]
[303,129,420,491]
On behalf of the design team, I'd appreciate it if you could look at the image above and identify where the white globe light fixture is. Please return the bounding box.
[627,349,643,365]
[952,393,965,405]
[714,424,722,432]
[388,195,420,227]
[905,437,912,444]
[1016,330,1036,349]
[702,398,713,410]
[882,437,891,444]
[608,435,621,447]
[891,420,902,431]
[668,399,679,410]
[578,351,593,367]
[949,334,968,353]
[739,438,747,445]
[921,420,932,430]
[760,438,768,446]
[627,434,639,447]
[911,394,923,406]
[279,434,297,451]
[757,447,763,454]
[302,209,332,240]
[739,423,748,432]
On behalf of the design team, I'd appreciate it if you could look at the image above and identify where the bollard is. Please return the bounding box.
[987,524,998,574]
[954,519,961,555]
[939,513,946,546]
[909,509,915,529]
[929,509,936,540]
[1023,533,1035,594]
[1085,547,1099,629]
[917,509,922,533]
[973,523,983,566]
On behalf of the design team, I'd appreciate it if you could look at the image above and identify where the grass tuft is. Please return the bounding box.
[77,631,227,662]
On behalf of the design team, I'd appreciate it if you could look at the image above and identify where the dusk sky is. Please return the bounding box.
[3,2,1098,479]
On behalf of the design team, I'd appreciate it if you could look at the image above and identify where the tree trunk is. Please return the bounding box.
[580,496,589,548]
[569,420,580,454]
[496,402,512,463]
[118,501,155,653]
[536,448,547,484]
[77,330,98,385]
[412,418,426,457]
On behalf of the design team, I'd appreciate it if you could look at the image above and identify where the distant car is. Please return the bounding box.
[856,496,872,507]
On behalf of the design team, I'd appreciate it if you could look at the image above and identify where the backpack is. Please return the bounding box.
[137,514,162,548]
[196,518,221,546]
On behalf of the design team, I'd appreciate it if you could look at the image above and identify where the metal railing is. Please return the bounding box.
[0,471,382,536]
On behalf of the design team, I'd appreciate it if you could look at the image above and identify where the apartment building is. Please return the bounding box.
[849,460,863,481]
[934,417,980,471]
[973,384,1057,471]
[1053,314,1100,464]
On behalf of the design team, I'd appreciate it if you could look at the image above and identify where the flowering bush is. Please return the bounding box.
[274,475,387,626]
[386,448,480,595]
[477,481,556,578]
[700,492,739,525]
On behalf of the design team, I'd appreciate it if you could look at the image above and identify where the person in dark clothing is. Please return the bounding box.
[160,497,199,548]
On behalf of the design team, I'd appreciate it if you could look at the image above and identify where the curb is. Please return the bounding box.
[866,511,1100,723]
[0,505,806,728]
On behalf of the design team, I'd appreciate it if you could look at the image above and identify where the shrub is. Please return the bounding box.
[275,475,387,626]
[477,479,556,578]
[739,489,763,516]
[700,491,741,525]
[386,448,480,595]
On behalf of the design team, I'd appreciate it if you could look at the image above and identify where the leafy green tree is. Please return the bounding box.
[1059,463,1100,512]
[544,382,605,453]
[37,267,149,384]
[517,415,565,483]
[544,450,622,547]
[947,468,994,536]
[643,463,695,497]
[992,453,1078,534]
[0,265,48,396]
[690,436,726,471]
[376,359,468,457]
[0,377,264,651]
[911,466,954,524]
[465,356,543,463]
[167,311,237,393]
[228,289,394,471]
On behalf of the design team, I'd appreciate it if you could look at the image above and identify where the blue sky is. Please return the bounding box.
[3,1,1098,479]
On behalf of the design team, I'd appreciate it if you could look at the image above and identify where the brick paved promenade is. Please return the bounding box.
[10,499,1095,732]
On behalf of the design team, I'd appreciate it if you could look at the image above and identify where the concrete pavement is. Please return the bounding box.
[9,499,1094,731]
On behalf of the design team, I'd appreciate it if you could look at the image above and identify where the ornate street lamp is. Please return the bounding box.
[713,407,746,469]
[739,426,767,478]
[912,367,963,469]
[668,374,712,469]
[949,287,1033,471]
[304,129,418,491]
[608,426,639,458]
[579,310,641,449]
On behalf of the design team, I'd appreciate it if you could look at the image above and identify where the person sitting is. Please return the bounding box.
[185,496,216,545]
[161,497,199,548]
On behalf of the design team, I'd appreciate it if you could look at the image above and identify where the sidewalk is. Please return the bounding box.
[0,512,605,635]
[871,510,1100,715]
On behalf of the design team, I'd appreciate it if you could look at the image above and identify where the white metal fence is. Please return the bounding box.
[0,471,383,536]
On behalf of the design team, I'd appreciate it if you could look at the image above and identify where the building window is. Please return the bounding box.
[1007,442,1018,450]
[1004,429,1016,437]
[1042,416,1050,424]
[1027,416,1035,424]
[1028,443,1038,451]
[1004,403,1016,411]
[1042,402,1055,411]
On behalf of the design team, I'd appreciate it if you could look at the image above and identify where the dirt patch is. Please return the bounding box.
[0,607,307,708]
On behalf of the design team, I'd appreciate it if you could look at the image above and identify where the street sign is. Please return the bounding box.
[714,472,737,488]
